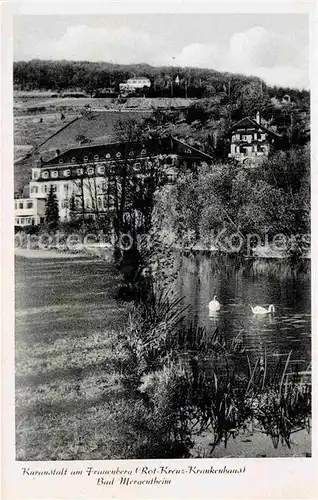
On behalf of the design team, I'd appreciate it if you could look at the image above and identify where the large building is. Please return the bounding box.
[228,112,282,165]
[15,136,212,226]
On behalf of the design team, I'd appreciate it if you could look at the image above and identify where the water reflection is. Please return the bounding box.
[173,253,311,372]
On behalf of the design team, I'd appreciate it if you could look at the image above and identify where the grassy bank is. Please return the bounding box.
[15,256,128,460]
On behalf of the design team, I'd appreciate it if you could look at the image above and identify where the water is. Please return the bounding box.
[171,253,311,372]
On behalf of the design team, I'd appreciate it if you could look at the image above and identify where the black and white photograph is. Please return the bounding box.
[12,10,311,466]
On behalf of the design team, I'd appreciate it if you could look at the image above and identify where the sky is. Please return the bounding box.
[13,14,309,89]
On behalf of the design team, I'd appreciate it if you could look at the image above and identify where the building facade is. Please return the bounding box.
[20,137,212,225]
[228,112,281,165]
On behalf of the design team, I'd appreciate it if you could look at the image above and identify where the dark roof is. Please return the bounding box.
[231,117,282,138]
[42,136,213,166]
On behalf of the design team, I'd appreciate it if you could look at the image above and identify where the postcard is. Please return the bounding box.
[1,1,317,498]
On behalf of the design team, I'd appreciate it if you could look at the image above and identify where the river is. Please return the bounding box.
[171,253,311,373]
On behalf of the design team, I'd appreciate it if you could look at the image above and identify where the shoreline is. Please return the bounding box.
[14,245,311,261]
[14,247,98,260]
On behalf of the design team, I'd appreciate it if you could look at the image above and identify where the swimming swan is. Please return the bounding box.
[209,295,221,312]
[251,304,275,315]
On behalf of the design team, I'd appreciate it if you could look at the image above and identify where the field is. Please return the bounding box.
[14,97,153,191]
[14,113,78,158]
[15,255,129,460]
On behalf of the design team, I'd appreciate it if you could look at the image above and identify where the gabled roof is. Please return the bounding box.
[171,137,213,161]
[231,117,282,138]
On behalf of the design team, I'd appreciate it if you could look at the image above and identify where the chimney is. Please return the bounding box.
[256,111,261,124]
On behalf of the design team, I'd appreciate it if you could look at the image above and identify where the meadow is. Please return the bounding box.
[15,255,129,460]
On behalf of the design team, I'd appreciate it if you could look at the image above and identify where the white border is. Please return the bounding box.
[1,2,317,499]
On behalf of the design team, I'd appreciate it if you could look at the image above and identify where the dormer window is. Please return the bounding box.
[77,168,84,175]
[83,156,89,163]
[42,171,49,179]
[63,169,70,177]
[134,162,141,169]
[116,152,122,158]
[87,167,94,175]
[106,153,111,159]
[97,165,105,174]
[129,151,134,157]
[51,171,58,178]
[141,149,146,155]
[71,157,77,163]
[94,154,99,161]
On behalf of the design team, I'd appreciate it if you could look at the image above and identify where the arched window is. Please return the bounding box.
[51,171,58,178]
[42,171,49,179]
[63,169,70,177]
[87,167,94,175]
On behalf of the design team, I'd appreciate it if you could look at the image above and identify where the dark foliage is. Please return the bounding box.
[45,185,59,229]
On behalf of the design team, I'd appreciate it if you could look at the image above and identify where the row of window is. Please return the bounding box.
[232,133,266,142]
[30,181,110,195]
[40,161,148,180]
[15,200,34,210]
[63,196,114,210]
[31,184,71,194]
[235,145,268,154]
[56,149,148,164]
[15,217,35,225]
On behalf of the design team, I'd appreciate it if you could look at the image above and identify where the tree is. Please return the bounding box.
[69,194,77,222]
[45,186,59,228]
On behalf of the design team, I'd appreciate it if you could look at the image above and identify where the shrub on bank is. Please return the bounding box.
[104,292,311,459]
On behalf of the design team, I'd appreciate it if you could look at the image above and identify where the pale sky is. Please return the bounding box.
[14,14,309,89]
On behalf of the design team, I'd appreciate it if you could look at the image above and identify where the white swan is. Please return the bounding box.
[209,295,221,312]
[251,304,275,315]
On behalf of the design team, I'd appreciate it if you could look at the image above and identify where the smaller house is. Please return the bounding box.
[119,77,151,95]
[228,112,282,165]
[14,198,46,226]
[126,77,151,89]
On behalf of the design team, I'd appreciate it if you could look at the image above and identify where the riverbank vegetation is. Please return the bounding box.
[153,145,310,259]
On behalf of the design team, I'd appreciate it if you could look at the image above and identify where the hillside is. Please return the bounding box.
[14,109,152,192]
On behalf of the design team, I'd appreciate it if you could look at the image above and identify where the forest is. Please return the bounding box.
[14,59,309,102]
